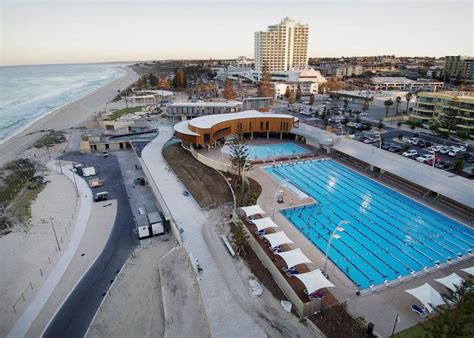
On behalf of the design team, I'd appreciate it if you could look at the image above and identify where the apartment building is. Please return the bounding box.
[370,77,444,92]
[274,82,318,98]
[254,17,309,74]
[412,91,474,139]
[445,56,474,82]
[320,65,363,78]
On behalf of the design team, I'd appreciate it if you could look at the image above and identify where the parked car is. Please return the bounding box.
[402,150,418,158]
[408,137,420,145]
[388,146,402,153]
[416,154,434,163]
[439,146,450,154]
[426,157,442,166]
[468,154,474,163]
[418,140,432,148]
[432,145,443,152]
[448,149,460,157]
[382,142,395,150]
[435,161,454,170]
[450,145,466,152]
[456,152,471,160]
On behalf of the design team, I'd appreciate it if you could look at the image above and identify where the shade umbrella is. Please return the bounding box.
[405,283,445,312]
[277,248,312,269]
[295,269,335,294]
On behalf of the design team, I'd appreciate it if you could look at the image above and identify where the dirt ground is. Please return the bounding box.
[162,143,233,208]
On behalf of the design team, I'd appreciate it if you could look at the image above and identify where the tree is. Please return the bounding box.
[422,277,474,337]
[439,109,458,137]
[378,120,385,130]
[288,90,296,105]
[454,158,464,171]
[257,65,274,102]
[158,75,170,90]
[295,84,302,101]
[284,86,291,100]
[173,67,187,89]
[309,93,315,105]
[318,83,327,94]
[395,96,402,115]
[232,221,249,255]
[222,79,237,100]
[228,131,253,184]
[405,92,413,115]
[149,73,159,87]
[384,99,394,117]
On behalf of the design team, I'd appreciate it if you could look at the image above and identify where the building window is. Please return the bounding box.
[266,121,269,130]
[204,134,211,143]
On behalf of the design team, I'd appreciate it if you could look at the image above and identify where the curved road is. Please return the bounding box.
[43,152,136,338]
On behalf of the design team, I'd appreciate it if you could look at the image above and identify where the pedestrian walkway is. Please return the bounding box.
[142,126,266,338]
[7,163,92,338]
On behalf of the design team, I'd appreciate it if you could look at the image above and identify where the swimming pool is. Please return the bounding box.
[266,159,474,290]
[223,142,309,160]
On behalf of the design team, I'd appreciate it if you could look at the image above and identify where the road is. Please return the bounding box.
[43,152,136,338]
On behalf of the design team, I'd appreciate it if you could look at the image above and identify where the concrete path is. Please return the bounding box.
[7,163,92,338]
[142,126,267,338]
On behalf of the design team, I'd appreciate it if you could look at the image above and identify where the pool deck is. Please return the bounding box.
[247,157,473,336]
[196,137,314,164]
[195,144,473,336]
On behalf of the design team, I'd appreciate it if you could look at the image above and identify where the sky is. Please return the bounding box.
[1,0,473,66]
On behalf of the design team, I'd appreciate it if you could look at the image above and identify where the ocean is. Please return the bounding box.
[0,63,127,143]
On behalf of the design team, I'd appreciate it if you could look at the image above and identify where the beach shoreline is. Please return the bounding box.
[0,66,139,166]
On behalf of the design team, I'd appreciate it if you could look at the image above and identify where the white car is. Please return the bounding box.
[416,154,434,163]
[448,149,460,157]
[450,145,466,152]
[408,137,420,145]
[432,145,443,152]
[402,150,418,158]
[439,146,450,154]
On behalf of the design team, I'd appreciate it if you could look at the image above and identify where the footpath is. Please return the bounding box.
[142,126,267,338]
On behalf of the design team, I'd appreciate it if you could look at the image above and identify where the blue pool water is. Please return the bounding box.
[266,159,474,289]
[244,143,309,160]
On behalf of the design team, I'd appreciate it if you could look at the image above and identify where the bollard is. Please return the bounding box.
[40,268,43,277]
[48,256,51,264]
[22,293,25,301]
[13,304,17,314]
[69,220,71,227]
[60,236,63,244]
[65,228,68,235]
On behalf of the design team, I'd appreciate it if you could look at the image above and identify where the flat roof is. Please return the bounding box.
[371,77,414,84]
[333,138,474,209]
[169,101,242,108]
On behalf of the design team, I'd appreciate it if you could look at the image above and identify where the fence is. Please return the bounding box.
[10,162,80,318]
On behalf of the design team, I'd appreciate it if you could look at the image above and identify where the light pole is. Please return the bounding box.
[50,217,61,252]
[70,167,79,198]
[272,181,287,220]
[390,313,400,337]
[323,220,349,276]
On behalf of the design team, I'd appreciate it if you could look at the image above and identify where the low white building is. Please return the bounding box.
[370,77,444,92]
[127,90,174,107]
[274,82,318,98]
[166,101,242,121]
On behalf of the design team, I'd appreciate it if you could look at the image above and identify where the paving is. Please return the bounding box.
[42,152,137,338]
[86,236,177,338]
[142,126,267,338]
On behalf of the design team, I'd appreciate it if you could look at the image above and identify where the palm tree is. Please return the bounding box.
[384,99,394,117]
[395,96,402,116]
[405,92,413,115]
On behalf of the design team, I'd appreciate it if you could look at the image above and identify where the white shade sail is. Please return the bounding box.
[252,217,279,232]
[295,269,335,294]
[240,205,265,217]
[405,283,445,312]
[263,231,294,248]
[435,273,464,291]
[277,248,312,269]
[461,266,474,275]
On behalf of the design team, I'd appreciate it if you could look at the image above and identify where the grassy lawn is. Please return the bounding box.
[9,185,45,223]
[103,107,143,121]
[0,159,36,207]
[394,322,426,338]
[33,130,66,148]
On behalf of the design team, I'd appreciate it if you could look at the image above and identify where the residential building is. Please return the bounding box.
[445,56,474,82]
[166,101,242,121]
[319,65,363,78]
[254,17,309,74]
[370,77,444,92]
[412,91,474,139]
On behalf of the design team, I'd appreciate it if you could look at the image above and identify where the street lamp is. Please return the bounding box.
[272,181,287,220]
[323,220,350,276]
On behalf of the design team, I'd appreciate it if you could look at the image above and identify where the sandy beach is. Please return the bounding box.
[0,66,139,166]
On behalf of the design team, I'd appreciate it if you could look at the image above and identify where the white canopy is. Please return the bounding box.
[461,266,474,275]
[252,217,279,232]
[263,231,294,248]
[405,283,445,312]
[435,273,464,291]
[240,205,265,217]
[277,248,312,269]
[295,269,335,294]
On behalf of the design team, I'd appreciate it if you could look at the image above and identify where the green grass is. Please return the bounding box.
[394,322,426,338]
[103,107,143,121]
[33,130,66,148]
[9,185,45,223]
